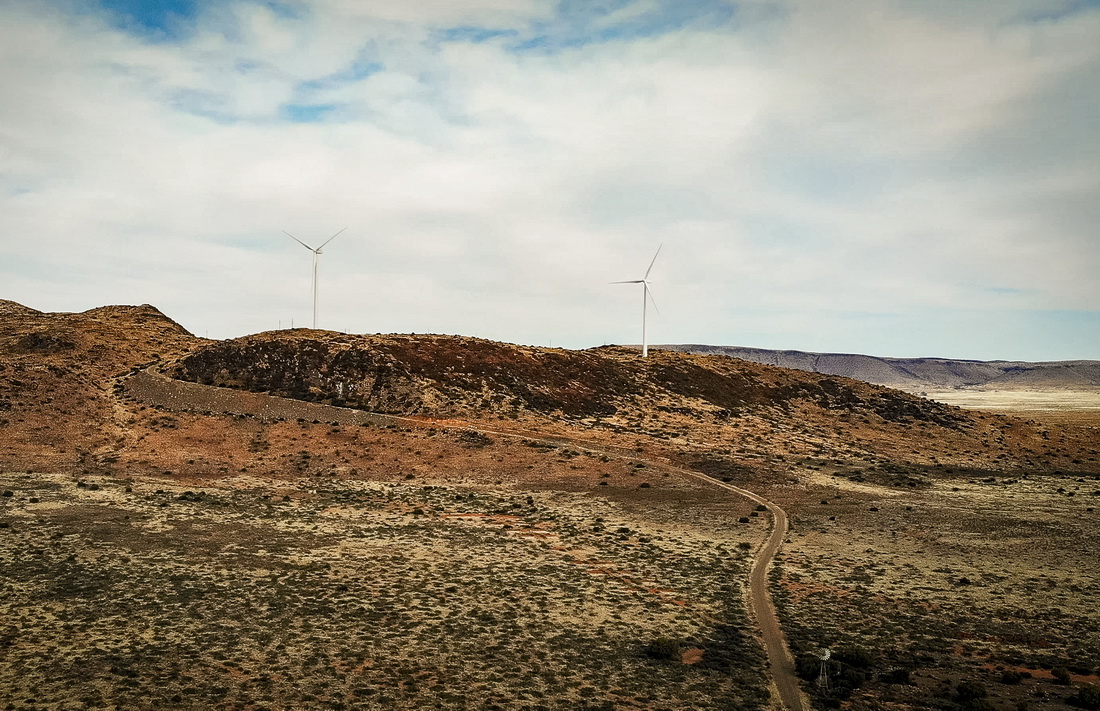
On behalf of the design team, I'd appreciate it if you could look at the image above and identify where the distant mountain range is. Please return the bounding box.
[654,345,1100,392]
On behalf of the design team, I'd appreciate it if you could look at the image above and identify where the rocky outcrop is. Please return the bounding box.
[166,331,969,428]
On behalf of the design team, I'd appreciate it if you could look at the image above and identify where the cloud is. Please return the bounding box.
[0,0,1098,360]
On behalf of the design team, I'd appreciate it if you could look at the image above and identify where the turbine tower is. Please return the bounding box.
[284,227,346,329]
[612,244,662,358]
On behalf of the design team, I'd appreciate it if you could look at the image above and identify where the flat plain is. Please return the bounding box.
[1,448,770,710]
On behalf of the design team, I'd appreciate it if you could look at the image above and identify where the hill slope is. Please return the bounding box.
[159,329,1099,478]
[2,299,1097,480]
[0,300,201,470]
[164,330,965,427]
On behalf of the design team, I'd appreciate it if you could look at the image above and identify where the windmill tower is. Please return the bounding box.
[611,244,662,357]
[284,227,346,329]
[816,648,831,690]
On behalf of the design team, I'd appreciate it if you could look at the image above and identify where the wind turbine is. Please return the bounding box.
[284,227,346,329]
[612,244,662,358]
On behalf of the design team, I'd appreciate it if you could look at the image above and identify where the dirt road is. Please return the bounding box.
[125,370,808,710]
[683,473,806,711]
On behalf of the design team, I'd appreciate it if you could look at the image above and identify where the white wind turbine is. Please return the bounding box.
[284,227,346,330]
[612,244,662,358]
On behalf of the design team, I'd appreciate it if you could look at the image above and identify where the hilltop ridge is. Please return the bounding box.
[164,330,965,428]
[657,344,1100,392]
[1,299,1096,480]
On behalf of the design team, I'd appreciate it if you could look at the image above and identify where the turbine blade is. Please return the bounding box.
[645,283,660,315]
[284,231,314,250]
[644,243,662,279]
[318,226,347,250]
[610,280,644,284]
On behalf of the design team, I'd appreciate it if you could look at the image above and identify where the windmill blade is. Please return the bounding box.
[610,279,644,284]
[284,231,315,251]
[317,226,347,250]
[644,243,663,279]
[645,282,660,315]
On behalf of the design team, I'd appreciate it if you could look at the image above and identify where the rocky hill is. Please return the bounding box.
[656,344,1100,392]
[2,299,1097,480]
[0,300,199,372]
[0,300,201,470]
[164,330,967,429]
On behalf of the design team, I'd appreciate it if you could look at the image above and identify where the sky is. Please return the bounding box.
[1,0,1098,361]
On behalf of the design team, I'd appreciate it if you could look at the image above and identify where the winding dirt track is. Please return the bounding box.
[125,371,808,710]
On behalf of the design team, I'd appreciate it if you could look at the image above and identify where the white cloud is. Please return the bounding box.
[0,0,1097,360]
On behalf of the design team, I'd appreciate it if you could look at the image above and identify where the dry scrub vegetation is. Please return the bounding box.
[773,467,1100,710]
[0,466,769,710]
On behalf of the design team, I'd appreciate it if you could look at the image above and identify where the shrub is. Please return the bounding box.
[1000,670,1025,685]
[1053,667,1072,685]
[956,680,988,702]
[643,637,680,661]
[835,646,874,669]
[794,654,820,681]
[1068,685,1100,710]
[881,667,912,684]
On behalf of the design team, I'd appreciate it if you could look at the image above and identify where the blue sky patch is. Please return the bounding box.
[511,0,736,52]
[1021,0,1100,23]
[281,103,338,123]
[96,0,199,39]
[439,26,518,44]
[298,57,383,93]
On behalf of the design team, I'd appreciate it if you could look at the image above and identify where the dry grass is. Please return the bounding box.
[0,469,769,710]
[922,389,1100,413]
[769,464,1100,710]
